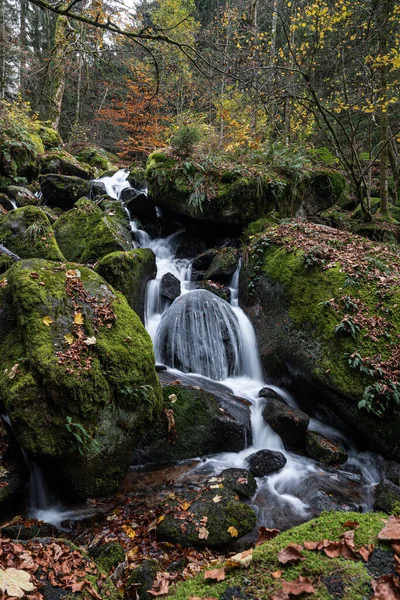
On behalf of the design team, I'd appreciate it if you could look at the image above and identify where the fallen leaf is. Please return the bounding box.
[227,526,238,538]
[148,572,174,597]
[210,484,223,489]
[198,527,209,540]
[7,363,19,379]
[83,336,97,345]
[371,574,399,600]
[256,527,280,546]
[358,544,374,562]
[66,269,81,278]
[43,315,54,326]
[0,567,36,598]
[204,568,226,582]
[168,393,177,403]
[378,516,400,542]
[74,312,84,325]
[181,502,191,511]
[225,549,253,568]
[0,278,7,288]
[30,272,39,279]
[213,495,222,503]
[282,576,315,596]
[303,541,319,551]
[323,541,342,559]
[278,544,307,565]
[343,520,360,529]
[157,515,165,524]
[269,592,290,600]
[122,525,137,539]
[271,570,282,579]
[64,334,74,345]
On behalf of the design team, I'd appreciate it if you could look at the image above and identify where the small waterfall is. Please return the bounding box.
[9,199,17,210]
[93,168,131,200]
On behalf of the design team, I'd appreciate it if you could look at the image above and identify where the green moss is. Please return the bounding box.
[0,206,65,261]
[27,133,45,155]
[76,146,110,171]
[41,150,94,179]
[91,542,125,574]
[37,125,62,149]
[168,511,388,600]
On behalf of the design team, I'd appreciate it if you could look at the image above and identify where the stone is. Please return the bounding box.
[0,420,28,510]
[263,398,309,450]
[219,468,257,499]
[40,173,91,210]
[246,449,287,477]
[90,181,107,198]
[306,431,348,466]
[374,479,400,513]
[386,461,400,487]
[0,193,16,212]
[174,234,206,259]
[6,185,37,207]
[126,559,161,600]
[96,248,156,322]
[205,247,239,282]
[89,542,125,574]
[76,146,112,171]
[160,272,181,301]
[258,387,287,402]
[40,150,94,180]
[121,187,156,221]
[156,487,256,548]
[192,248,218,271]
[193,280,231,302]
[0,258,162,499]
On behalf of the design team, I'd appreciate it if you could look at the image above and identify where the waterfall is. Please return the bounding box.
[93,168,131,200]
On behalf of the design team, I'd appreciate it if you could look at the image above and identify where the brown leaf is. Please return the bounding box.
[343,520,360,529]
[225,549,253,568]
[269,592,290,600]
[277,544,306,565]
[323,542,342,559]
[204,568,226,582]
[256,527,280,546]
[371,575,400,600]
[358,544,374,562]
[148,572,172,597]
[378,517,400,542]
[303,541,319,551]
[271,570,283,579]
[282,576,315,596]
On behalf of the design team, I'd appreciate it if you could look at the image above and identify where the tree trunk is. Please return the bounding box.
[47,11,68,130]
[19,0,28,97]
[377,0,392,216]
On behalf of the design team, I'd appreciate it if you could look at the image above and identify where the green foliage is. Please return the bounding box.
[65,416,101,456]
[308,146,339,166]
[170,125,202,157]
[334,316,360,340]
[358,381,400,418]
[24,222,49,241]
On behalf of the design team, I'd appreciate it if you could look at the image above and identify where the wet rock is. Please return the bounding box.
[192,280,231,302]
[205,247,239,282]
[306,431,348,466]
[192,248,218,271]
[374,479,400,513]
[89,542,125,574]
[6,185,37,207]
[246,449,287,477]
[156,487,256,548]
[121,187,156,221]
[263,398,309,450]
[386,461,400,486]
[0,420,28,510]
[1,520,60,540]
[40,173,91,210]
[191,268,205,281]
[219,468,257,499]
[96,248,156,322]
[258,387,287,402]
[40,150,94,180]
[0,193,16,212]
[309,490,358,513]
[160,272,181,301]
[90,181,107,198]
[133,384,250,466]
[174,234,206,259]
[126,559,161,600]
[155,364,167,372]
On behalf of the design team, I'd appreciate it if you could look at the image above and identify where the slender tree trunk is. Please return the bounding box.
[268,0,278,140]
[47,11,68,130]
[0,0,6,99]
[19,0,28,97]
[377,0,392,215]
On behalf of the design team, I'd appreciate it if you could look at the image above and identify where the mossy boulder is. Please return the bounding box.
[37,124,63,150]
[374,479,400,513]
[241,221,400,460]
[0,259,162,498]
[76,146,113,171]
[218,468,257,499]
[95,248,156,322]
[40,150,94,180]
[205,247,239,282]
[306,431,348,465]
[167,511,391,600]
[126,559,161,600]
[0,206,65,261]
[6,185,37,207]
[89,542,125,574]
[40,174,91,210]
[145,152,346,228]
[133,383,250,466]
[54,198,132,263]
[156,487,257,548]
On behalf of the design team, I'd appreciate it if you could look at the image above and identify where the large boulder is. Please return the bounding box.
[96,248,156,322]
[246,449,287,477]
[146,152,346,227]
[5,185,37,207]
[0,259,162,498]
[75,146,114,171]
[54,197,132,263]
[40,173,91,210]
[306,431,348,465]
[40,150,94,180]
[241,221,400,461]
[263,398,309,450]
[205,247,239,282]
[0,206,65,261]
[133,383,251,466]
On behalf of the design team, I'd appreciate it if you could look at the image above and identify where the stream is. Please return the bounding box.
[14,169,385,532]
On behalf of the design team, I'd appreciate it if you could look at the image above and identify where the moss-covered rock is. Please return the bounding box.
[374,479,400,513]
[241,221,400,460]
[40,174,91,210]
[156,487,257,548]
[133,383,250,466]
[75,146,113,171]
[219,468,257,499]
[0,259,162,498]
[54,198,132,263]
[306,431,348,465]
[0,206,65,261]
[6,185,37,207]
[126,559,161,600]
[40,150,94,180]
[95,249,156,322]
[167,511,390,600]
[205,247,238,282]
[37,125,63,150]
[89,542,125,574]
[193,280,231,302]
[145,152,346,228]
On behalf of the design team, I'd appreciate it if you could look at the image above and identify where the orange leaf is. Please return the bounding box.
[282,576,315,596]
[277,544,306,565]
[378,516,400,542]
[256,527,280,546]
[204,568,226,582]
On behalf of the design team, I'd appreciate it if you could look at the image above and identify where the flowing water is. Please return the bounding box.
[23,169,384,528]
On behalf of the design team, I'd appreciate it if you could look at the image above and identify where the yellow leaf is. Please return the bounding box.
[181,501,191,511]
[225,548,253,568]
[168,393,177,403]
[74,312,84,325]
[42,316,54,326]
[122,525,137,540]
[64,334,74,345]
[228,526,239,538]
[0,567,36,598]
[157,515,165,524]
[210,484,224,489]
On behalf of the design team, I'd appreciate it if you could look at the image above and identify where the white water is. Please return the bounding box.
[27,169,383,528]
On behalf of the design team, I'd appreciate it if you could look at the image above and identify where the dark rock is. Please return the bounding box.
[191,268,205,281]
[40,174,91,210]
[258,387,287,402]
[133,383,251,466]
[0,420,29,510]
[0,193,15,212]
[160,272,181,301]
[40,150,94,180]
[193,280,231,302]
[121,187,156,221]
[219,468,257,499]
[263,398,309,450]
[306,431,348,466]
[309,490,357,513]
[374,479,400,513]
[156,487,256,548]
[386,461,400,486]
[96,248,156,322]
[246,449,287,477]
[90,181,107,198]
[366,547,397,579]
[174,234,206,259]
[126,559,161,600]
[192,248,218,271]
[89,542,125,574]
[205,247,239,282]
[6,186,37,206]
[1,519,59,540]
[155,364,167,372]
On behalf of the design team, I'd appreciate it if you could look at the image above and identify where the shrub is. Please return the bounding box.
[170,125,202,157]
